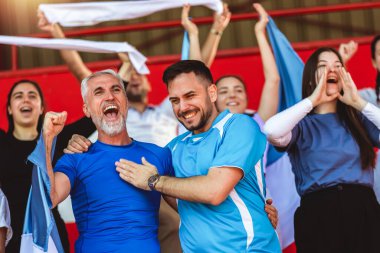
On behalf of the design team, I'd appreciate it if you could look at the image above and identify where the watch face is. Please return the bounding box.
[148,174,160,190]
[148,174,159,184]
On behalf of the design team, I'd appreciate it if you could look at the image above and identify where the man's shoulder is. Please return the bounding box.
[166,132,191,148]
[220,113,261,133]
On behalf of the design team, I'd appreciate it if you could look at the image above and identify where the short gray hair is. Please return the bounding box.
[81,69,125,102]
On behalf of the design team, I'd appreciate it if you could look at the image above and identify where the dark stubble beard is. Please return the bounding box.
[182,98,214,132]
[126,90,148,103]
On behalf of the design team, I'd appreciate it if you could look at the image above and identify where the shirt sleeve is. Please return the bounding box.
[252,113,264,131]
[0,190,12,246]
[210,114,267,176]
[278,124,301,152]
[54,154,78,190]
[161,147,175,177]
[360,113,380,148]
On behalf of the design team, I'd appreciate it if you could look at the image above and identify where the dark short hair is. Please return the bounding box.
[371,35,380,60]
[162,60,213,86]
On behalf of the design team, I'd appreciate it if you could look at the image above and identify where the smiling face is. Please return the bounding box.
[7,82,44,129]
[83,73,127,137]
[168,72,218,134]
[316,51,343,96]
[216,76,248,114]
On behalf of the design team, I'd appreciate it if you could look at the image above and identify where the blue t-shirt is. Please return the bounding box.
[286,112,380,196]
[167,110,281,253]
[54,140,173,253]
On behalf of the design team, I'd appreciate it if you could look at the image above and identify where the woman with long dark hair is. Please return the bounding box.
[0,80,95,252]
[264,47,380,253]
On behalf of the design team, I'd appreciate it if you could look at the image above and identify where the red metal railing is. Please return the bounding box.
[4,1,380,76]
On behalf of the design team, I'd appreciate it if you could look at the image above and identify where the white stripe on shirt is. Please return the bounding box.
[229,189,254,249]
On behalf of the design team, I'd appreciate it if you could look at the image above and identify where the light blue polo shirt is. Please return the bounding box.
[167,110,281,253]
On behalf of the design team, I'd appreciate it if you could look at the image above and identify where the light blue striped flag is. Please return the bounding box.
[20,135,64,253]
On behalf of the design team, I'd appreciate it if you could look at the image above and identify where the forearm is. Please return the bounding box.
[201,30,222,67]
[50,23,91,82]
[256,30,280,121]
[256,31,279,85]
[264,98,313,145]
[156,175,224,206]
[117,62,132,82]
[43,135,60,208]
[189,33,202,61]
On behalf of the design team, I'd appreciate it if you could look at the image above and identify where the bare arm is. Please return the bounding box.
[117,158,279,228]
[43,112,71,208]
[37,11,92,82]
[254,4,280,122]
[181,4,202,61]
[116,158,243,206]
[201,3,231,67]
[117,53,133,82]
[155,167,242,205]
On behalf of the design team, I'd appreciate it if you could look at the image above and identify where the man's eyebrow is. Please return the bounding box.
[183,91,196,97]
[93,86,104,93]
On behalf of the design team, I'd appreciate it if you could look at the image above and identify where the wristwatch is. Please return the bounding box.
[148,174,161,191]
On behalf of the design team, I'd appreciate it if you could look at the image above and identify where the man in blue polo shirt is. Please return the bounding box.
[38,69,173,253]
[117,60,281,252]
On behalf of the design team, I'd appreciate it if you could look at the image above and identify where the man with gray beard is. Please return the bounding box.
[36,69,174,253]
[38,14,181,251]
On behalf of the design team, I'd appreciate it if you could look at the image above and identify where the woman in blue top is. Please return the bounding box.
[264,47,380,253]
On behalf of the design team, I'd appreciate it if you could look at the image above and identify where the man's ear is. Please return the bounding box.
[83,103,90,118]
[208,84,218,103]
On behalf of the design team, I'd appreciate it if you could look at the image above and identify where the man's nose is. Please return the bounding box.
[179,100,190,113]
[105,90,116,100]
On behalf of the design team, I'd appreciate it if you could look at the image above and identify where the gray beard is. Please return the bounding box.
[93,115,126,137]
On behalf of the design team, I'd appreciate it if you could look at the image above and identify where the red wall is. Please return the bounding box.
[0,43,376,131]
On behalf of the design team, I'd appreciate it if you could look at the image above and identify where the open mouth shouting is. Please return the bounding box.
[103,104,120,121]
[20,106,33,116]
[326,75,338,84]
